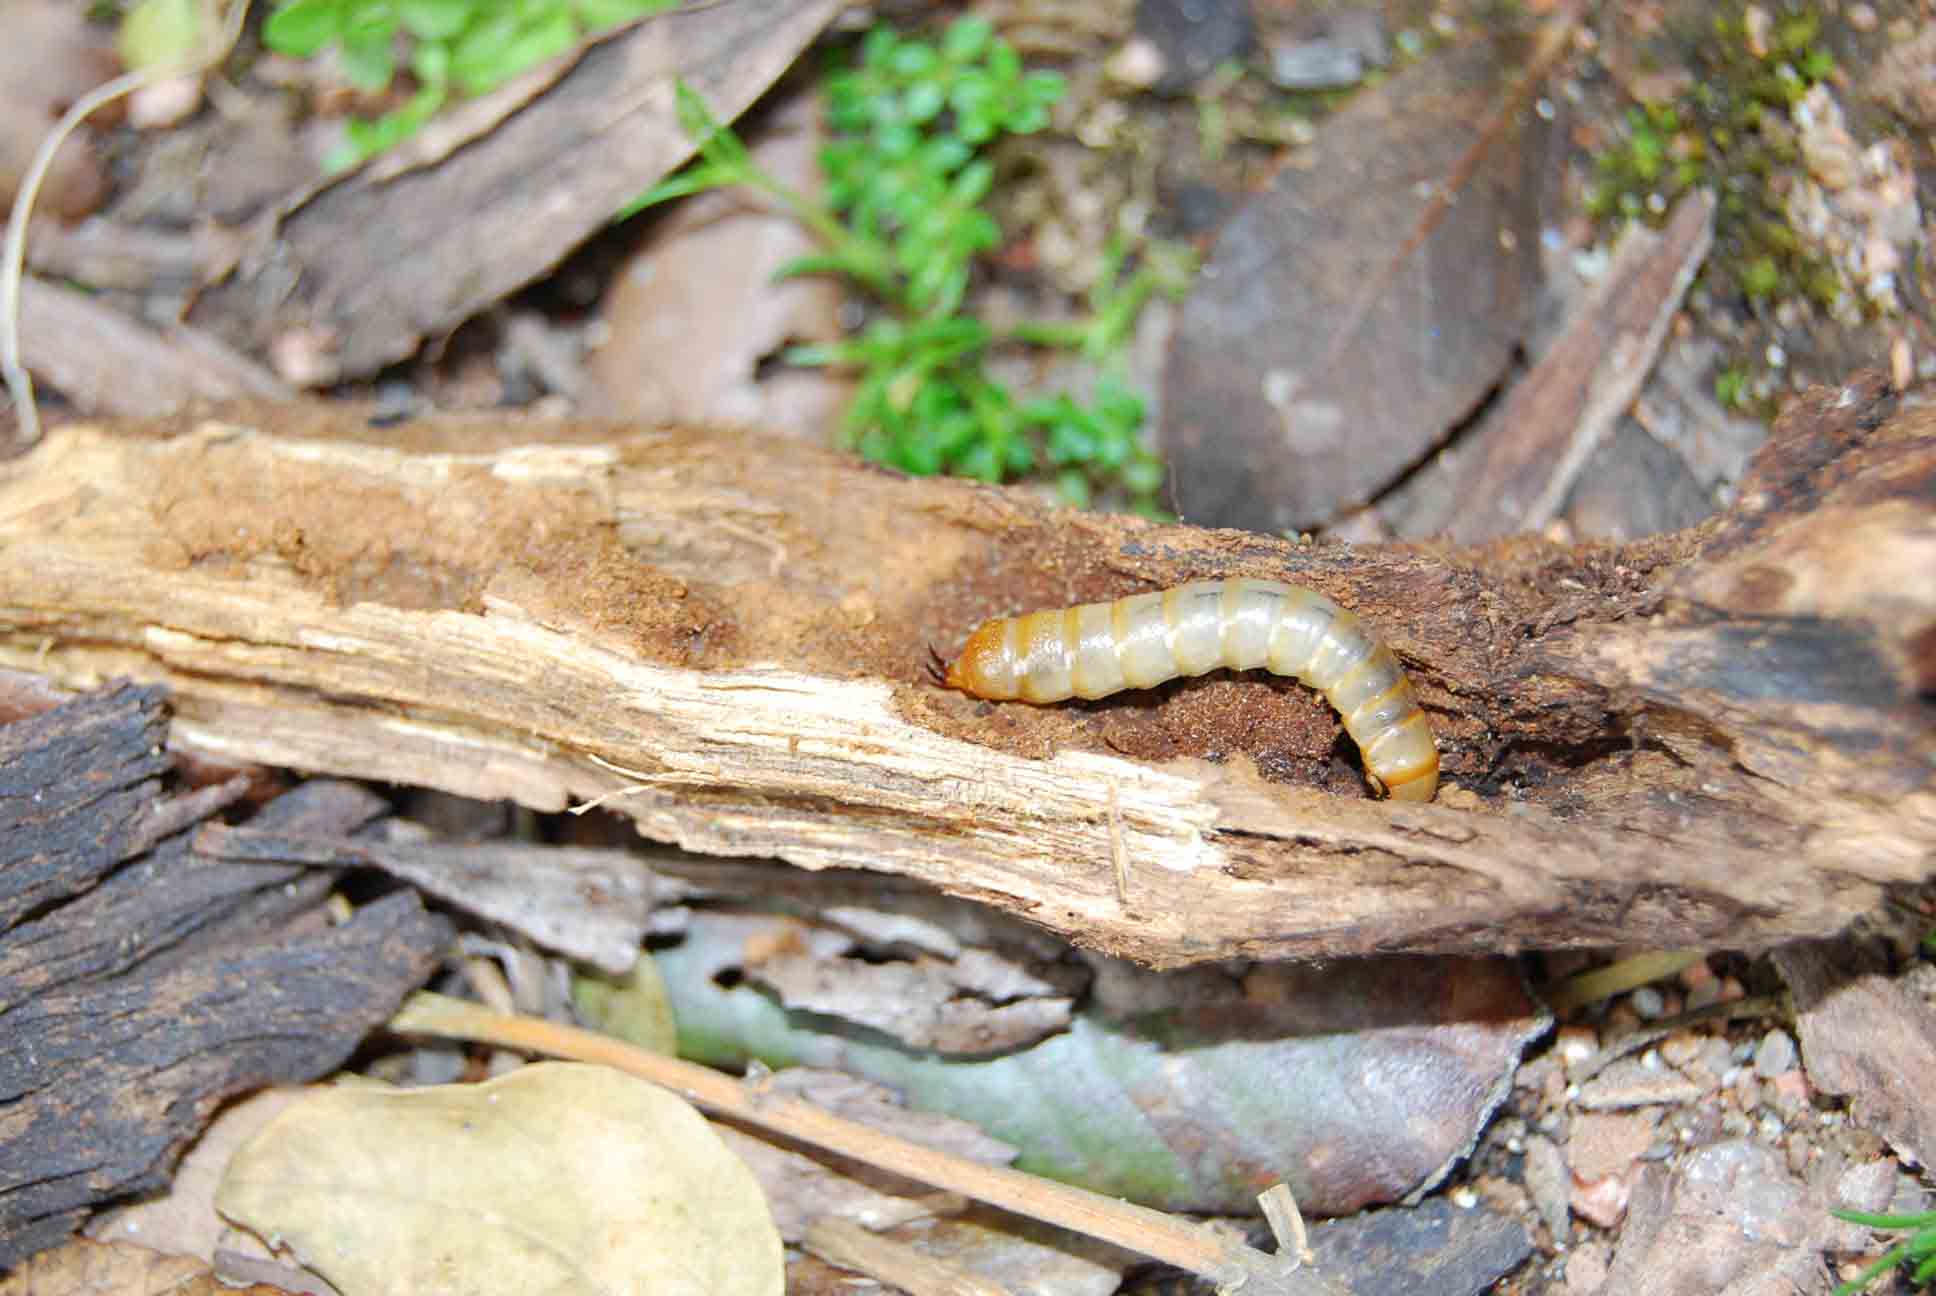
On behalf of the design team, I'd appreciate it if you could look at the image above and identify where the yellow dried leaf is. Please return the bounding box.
[214,1063,780,1296]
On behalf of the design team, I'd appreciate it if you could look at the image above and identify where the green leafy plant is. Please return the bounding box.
[631,17,1188,514]
[262,0,674,169]
[1830,1205,1936,1295]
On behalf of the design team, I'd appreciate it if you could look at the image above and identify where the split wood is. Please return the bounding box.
[0,382,1929,966]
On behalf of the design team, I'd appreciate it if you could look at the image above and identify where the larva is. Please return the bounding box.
[943,578,1439,801]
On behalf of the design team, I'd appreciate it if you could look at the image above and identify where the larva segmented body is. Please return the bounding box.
[944,579,1438,801]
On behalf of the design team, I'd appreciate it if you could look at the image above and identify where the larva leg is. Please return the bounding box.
[943,578,1439,801]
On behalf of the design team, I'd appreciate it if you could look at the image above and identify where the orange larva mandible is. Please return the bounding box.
[942,578,1439,801]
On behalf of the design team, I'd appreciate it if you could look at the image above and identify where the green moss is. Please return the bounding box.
[1584,1,1843,316]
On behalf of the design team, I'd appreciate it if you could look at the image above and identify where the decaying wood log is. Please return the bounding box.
[0,376,1928,966]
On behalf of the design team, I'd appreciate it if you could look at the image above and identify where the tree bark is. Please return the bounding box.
[0,691,453,1270]
[0,377,1928,966]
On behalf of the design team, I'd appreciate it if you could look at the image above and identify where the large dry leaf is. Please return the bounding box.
[1161,35,1544,531]
[215,1063,782,1296]
[660,911,1547,1215]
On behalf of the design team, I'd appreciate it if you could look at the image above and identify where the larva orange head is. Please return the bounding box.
[944,619,1021,700]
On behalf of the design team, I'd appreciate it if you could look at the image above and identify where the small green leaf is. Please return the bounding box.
[118,0,203,70]
[860,25,896,69]
[1121,457,1164,495]
[955,442,1001,482]
[772,252,861,282]
[450,9,575,95]
[949,159,993,206]
[262,0,343,58]
[888,40,939,79]
[941,17,992,63]
[411,37,451,85]
[1022,70,1064,108]
[397,0,476,41]
[876,122,920,160]
[902,80,945,124]
[339,21,400,92]
[617,167,728,219]
[987,41,1020,84]
[448,10,518,92]
[577,0,676,25]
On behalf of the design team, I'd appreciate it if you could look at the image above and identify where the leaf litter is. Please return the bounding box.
[213,1062,784,1296]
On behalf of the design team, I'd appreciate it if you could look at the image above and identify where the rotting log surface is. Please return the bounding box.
[0,378,1929,966]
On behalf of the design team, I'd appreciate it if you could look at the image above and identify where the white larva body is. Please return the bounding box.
[944,578,1439,801]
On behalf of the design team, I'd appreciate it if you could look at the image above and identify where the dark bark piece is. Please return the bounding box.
[0,379,1929,966]
[1161,34,1544,531]
[0,682,171,928]
[1309,1198,1534,1296]
[0,891,451,1270]
[186,0,842,381]
[0,699,451,1271]
[0,780,391,1008]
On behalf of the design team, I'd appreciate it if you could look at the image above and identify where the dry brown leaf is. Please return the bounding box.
[89,1089,308,1266]
[0,1,119,219]
[745,915,1077,1054]
[214,1063,782,1296]
[1161,34,1547,531]
[0,1236,276,1296]
[194,824,668,974]
[588,90,850,439]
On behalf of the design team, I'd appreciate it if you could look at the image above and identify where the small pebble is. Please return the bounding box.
[1556,1024,1599,1071]
[1677,957,1716,992]
[1105,37,1168,90]
[1523,1134,1571,1238]
[1754,1028,1797,1078]
[1565,1240,1612,1294]
[1269,38,1366,89]
[1685,977,1723,1011]
[1630,986,1666,1019]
